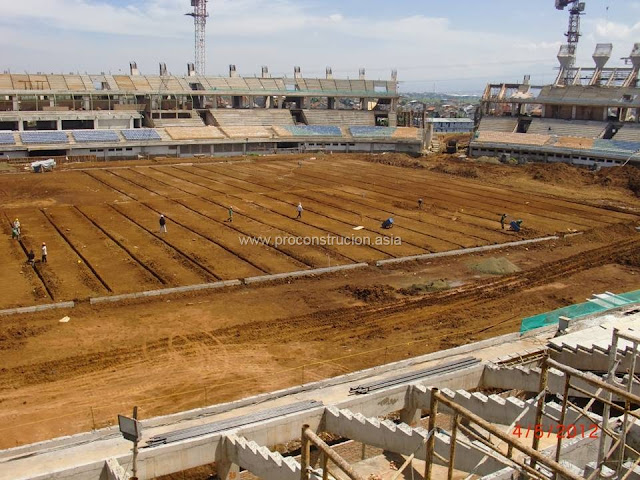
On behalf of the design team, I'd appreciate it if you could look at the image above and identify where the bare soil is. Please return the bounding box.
[0,153,639,449]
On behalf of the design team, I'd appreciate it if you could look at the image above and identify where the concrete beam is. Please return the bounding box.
[224,434,304,480]
[89,280,241,305]
[0,301,74,316]
[376,236,559,267]
[243,263,368,285]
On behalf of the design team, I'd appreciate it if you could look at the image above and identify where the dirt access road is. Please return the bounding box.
[0,154,639,448]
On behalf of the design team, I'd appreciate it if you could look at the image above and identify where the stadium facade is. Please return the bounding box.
[0,66,424,161]
[470,43,640,167]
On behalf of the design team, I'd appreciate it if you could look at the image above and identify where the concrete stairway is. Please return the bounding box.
[549,343,639,373]
[482,364,640,400]
[225,434,311,480]
[323,406,507,476]
[412,385,599,431]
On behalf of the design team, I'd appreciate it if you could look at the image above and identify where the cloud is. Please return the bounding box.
[1,0,632,91]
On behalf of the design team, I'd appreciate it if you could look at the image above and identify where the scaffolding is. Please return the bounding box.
[422,329,640,479]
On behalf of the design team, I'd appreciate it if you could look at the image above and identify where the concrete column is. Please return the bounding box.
[216,459,240,480]
[399,386,422,426]
[130,117,134,129]
[94,119,99,129]
[571,105,577,120]
[57,119,62,131]
[12,96,19,111]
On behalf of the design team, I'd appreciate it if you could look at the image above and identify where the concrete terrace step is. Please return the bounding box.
[225,434,306,480]
[412,384,599,432]
[482,364,640,400]
[323,406,506,476]
[548,342,639,373]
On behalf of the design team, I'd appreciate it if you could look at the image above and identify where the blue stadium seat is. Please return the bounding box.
[350,126,397,138]
[283,125,342,137]
[121,129,162,141]
[20,131,68,144]
[72,130,120,143]
[0,132,15,145]
[592,139,640,154]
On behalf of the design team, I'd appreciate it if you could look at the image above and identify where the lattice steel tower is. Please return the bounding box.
[186,0,209,75]
[556,1,586,85]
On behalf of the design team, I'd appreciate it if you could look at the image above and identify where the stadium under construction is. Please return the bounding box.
[3,2,640,480]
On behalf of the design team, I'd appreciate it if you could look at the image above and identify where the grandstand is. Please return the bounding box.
[0,66,423,160]
[470,43,640,166]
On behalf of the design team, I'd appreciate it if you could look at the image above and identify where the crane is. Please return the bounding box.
[186,0,209,75]
[555,1,586,85]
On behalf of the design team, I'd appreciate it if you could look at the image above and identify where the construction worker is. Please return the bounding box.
[418,198,424,209]
[159,214,167,234]
[11,225,19,240]
[13,218,20,236]
[41,242,47,263]
[27,249,35,266]
[228,206,233,223]
[500,213,508,230]
[296,202,303,219]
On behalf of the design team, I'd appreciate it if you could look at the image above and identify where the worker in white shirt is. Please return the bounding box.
[41,242,47,263]
[296,202,303,219]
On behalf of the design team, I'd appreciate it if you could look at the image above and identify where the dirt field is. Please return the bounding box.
[1,154,640,449]
[0,156,635,308]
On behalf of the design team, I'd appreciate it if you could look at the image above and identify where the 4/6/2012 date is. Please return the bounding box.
[512,424,599,439]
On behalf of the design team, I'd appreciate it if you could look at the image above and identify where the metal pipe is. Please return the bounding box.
[433,390,583,480]
[425,388,439,480]
[302,426,364,480]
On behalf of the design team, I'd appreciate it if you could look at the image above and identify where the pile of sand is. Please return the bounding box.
[470,257,521,275]
[341,284,396,303]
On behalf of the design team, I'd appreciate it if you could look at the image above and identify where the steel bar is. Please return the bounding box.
[349,357,480,395]
[433,390,583,480]
[146,400,323,447]
[303,426,364,480]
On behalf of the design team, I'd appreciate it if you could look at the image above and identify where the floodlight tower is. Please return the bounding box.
[186,0,209,75]
[555,0,586,85]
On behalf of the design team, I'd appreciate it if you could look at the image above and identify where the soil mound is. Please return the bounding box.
[470,257,521,275]
[341,284,396,302]
[399,279,450,296]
